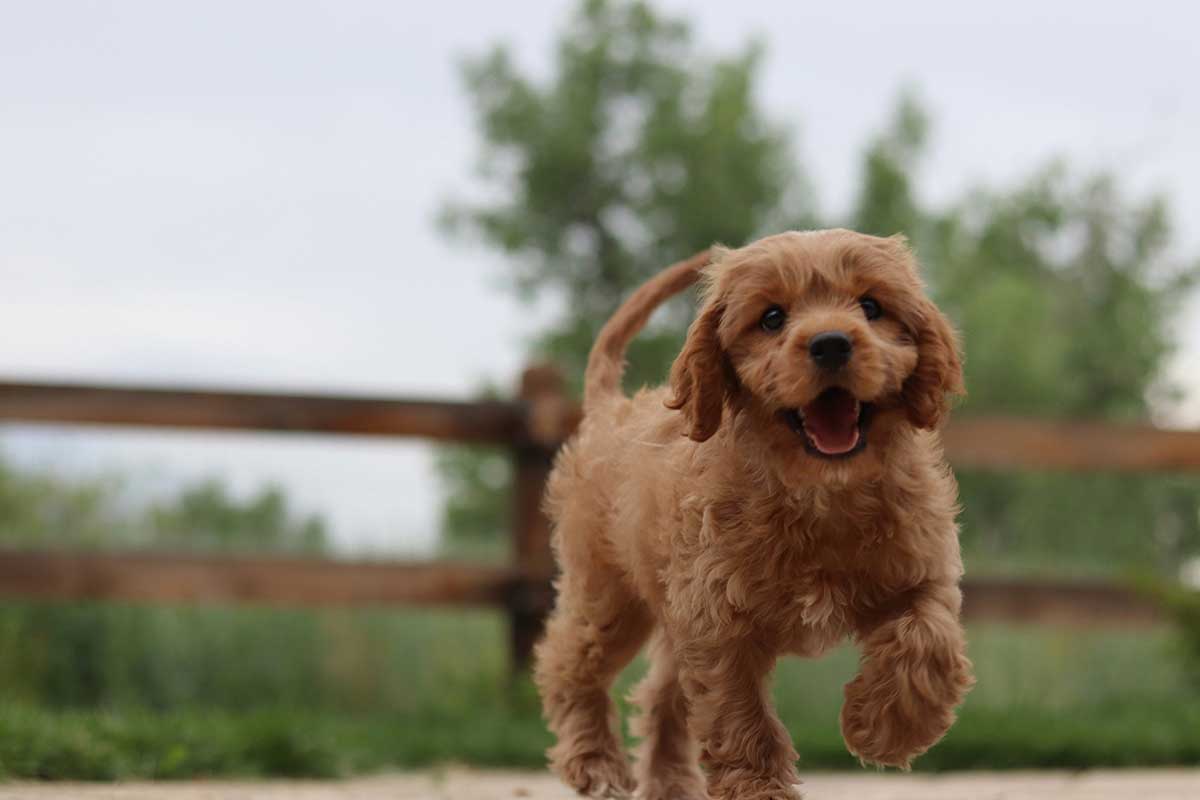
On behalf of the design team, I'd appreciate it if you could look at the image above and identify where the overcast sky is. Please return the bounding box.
[3,1,1199,554]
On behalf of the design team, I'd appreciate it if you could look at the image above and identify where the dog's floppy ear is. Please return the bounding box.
[902,299,965,430]
[666,298,730,442]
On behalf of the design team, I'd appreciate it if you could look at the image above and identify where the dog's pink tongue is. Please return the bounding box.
[802,389,860,455]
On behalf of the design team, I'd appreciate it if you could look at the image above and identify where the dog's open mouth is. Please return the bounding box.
[782,388,871,459]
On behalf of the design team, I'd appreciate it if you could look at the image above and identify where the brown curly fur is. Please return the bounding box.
[534,230,974,800]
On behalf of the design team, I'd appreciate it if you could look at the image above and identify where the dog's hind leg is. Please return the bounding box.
[630,633,706,800]
[534,539,652,798]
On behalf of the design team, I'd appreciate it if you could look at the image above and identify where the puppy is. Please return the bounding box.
[534,230,973,800]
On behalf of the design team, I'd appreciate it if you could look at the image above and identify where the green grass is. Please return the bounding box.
[2,610,1199,780]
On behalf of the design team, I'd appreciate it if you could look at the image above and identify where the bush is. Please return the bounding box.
[1160,586,1200,690]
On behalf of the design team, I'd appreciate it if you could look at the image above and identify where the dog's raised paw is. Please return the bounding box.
[840,669,961,769]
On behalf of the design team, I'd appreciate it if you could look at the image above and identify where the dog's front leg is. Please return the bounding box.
[840,580,974,768]
[674,631,801,800]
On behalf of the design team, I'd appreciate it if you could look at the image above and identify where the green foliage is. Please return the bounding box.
[1,605,338,711]
[925,170,1192,421]
[0,462,135,549]
[0,455,327,554]
[146,479,325,554]
[1157,584,1200,690]
[957,472,1200,577]
[850,92,929,239]
[434,445,512,561]
[0,706,344,779]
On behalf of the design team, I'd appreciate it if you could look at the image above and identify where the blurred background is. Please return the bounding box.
[2,0,1200,780]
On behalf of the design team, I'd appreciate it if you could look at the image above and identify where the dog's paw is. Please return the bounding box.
[557,751,637,798]
[639,775,708,800]
[840,672,955,769]
[708,772,802,800]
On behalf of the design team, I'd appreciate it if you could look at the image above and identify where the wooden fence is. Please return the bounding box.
[0,366,1195,669]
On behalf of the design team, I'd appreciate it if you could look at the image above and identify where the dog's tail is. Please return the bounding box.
[583,249,711,411]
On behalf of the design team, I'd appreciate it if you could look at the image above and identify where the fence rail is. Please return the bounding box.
[0,549,529,608]
[0,549,1161,627]
[6,379,1200,469]
[0,380,529,444]
[0,371,1192,668]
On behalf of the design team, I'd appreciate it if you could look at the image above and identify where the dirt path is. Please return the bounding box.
[2,769,1199,800]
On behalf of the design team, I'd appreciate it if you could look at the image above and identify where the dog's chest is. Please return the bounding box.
[686,491,920,646]
[768,519,912,650]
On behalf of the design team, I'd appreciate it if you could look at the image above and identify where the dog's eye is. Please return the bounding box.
[760,306,786,332]
[859,297,882,321]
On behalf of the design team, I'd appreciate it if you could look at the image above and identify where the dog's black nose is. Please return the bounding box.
[809,331,852,370]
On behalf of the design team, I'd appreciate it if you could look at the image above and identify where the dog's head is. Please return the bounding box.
[667,229,963,485]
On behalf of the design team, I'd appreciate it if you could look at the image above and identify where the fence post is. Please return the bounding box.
[509,364,567,672]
